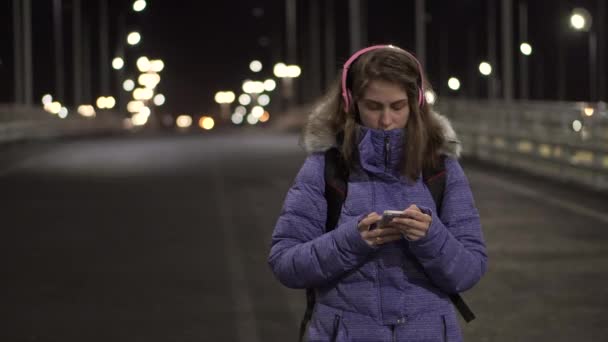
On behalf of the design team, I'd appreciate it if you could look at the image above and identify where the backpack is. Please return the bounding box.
[298,147,475,342]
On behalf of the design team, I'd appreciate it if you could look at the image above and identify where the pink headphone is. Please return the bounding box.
[341,45,425,113]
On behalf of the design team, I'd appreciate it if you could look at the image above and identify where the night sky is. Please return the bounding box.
[1,0,605,117]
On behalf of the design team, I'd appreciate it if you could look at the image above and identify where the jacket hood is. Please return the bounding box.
[301,106,462,158]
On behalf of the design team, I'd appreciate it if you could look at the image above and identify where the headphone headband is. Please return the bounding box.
[341,45,425,113]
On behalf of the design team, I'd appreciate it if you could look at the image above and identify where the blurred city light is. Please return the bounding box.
[273,63,287,77]
[258,94,270,106]
[251,106,264,118]
[572,120,583,132]
[133,0,146,12]
[584,107,594,117]
[238,94,252,105]
[127,32,141,46]
[41,94,52,105]
[96,96,116,109]
[137,57,151,72]
[259,111,270,123]
[58,107,68,118]
[264,79,277,91]
[132,113,149,126]
[138,73,161,89]
[199,116,215,130]
[176,115,193,128]
[448,77,461,91]
[231,113,244,125]
[127,100,145,113]
[78,105,96,117]
[274,63,301,78]
[250,60,263,72]
[287,65,301,78]
[479,62,492,76]
[424,90,436,105]
[123,79,135,91]
[153,94,166,106]
[235,106,247,115]
[520,43,532,56]
[242,81,265,94]
[570,8,592,31]
[48,101,62,114]
[139,106,151,117]
[112,57,124,70]
[214,91,236,104]
[247,114,259,125]
[133,88,154,101]
[150,59,165,72]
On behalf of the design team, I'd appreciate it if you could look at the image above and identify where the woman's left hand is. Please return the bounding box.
[390,204,432,241]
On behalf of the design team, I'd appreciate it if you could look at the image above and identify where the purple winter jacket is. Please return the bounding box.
[269,113,487,342]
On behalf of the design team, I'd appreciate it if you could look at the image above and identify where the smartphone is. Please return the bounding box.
[380,210,406,227]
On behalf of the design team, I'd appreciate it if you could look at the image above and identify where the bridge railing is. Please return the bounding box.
[0,104,128,144]
[436,99,608,191]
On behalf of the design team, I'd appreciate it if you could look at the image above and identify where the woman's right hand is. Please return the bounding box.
[358,212,404,247]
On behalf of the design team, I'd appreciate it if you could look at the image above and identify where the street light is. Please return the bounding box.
[215,91,236,122]
[519,43,532,56]
[127,31,141,46]
[273,62,301,110]
[448,77,461,91]
[112,57,124,70]
[569,7,597,101]
[250,60,262,72]
[133,0,147,12]
[479,62,492,76]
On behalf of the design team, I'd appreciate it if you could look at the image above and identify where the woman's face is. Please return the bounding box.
[357,79,410,130]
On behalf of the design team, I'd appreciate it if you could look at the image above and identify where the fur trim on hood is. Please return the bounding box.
[301,107,462,158]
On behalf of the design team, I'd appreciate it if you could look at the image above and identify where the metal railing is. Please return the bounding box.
[0,104,127,144]
[436,98,608,191]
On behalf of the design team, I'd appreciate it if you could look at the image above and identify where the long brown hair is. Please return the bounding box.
[315,47,445,182]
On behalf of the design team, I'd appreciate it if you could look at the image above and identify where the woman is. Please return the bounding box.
[268,45,487,341]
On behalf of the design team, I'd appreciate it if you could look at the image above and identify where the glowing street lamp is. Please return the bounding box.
[127,32,141,46]
[250,60,262,72]
[448,77,461,91]
[133,0,146,12]
[273,62,301,109]
[479,62,492,76]
[519,43,532,56]
[112,57,124,70]
[569,7,597,101]
[215,91,236,122]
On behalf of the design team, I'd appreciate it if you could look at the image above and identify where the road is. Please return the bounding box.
[1,130,607,341]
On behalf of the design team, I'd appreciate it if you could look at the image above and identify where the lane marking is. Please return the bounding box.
[243,186,303,330]
[213,164,261,342]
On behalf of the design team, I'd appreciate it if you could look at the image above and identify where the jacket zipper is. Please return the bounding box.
[384,135,390,172]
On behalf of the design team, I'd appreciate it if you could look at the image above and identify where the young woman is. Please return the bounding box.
[268,45,487,341]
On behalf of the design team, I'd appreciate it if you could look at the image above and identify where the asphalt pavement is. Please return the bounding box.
[1,130,607,341]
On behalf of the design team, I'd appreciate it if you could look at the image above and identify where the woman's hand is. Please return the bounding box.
[358,212,403,247]
[390,204,432,241]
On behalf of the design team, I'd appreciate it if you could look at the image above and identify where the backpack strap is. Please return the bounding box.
[422,155,447,213]
[423,155,476,323]
[323,147,349,232]
[299,147,349,342]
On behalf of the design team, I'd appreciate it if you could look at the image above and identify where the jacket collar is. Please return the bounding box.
[357,126,404,177]
[301,108,462,159]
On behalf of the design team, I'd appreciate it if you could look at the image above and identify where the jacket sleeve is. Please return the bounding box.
[268,153,375,289]
[409,157,488,294]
